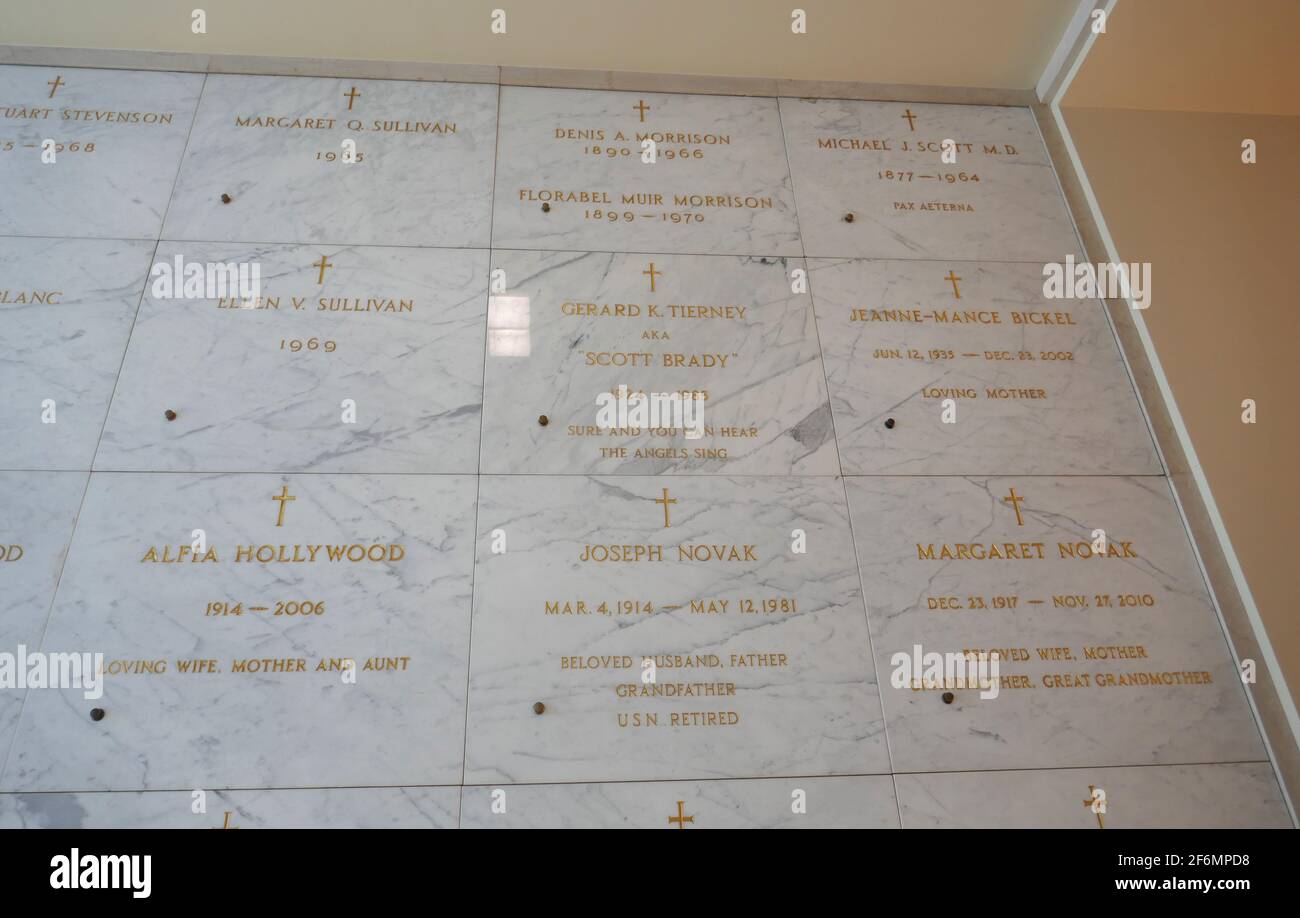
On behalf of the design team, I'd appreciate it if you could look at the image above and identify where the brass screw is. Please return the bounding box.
[942,692,955,705]
[843,212,855,223]
[541,202,551,213]
[220,193,232,204]
[90,708,106,721]
[884,417,895,429]
[532,702,545,715]
[164,409,178,421]
[538,414,549,426]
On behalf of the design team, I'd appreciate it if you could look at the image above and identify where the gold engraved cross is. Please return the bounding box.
[1084,786,1105,829]
[654,487,677,529]
[944,270,962,299]
[643,261,663,293]
[272,485,296,527]
[633,99,650,122]
[344,86,361,110]
[668,800,694,829]
[901,108,917,131]
[1002,487,1026,527]
[313,255,334,284]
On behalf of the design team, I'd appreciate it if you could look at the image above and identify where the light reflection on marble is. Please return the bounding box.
[0,472,86,757]
[481,250,837,474]
[0,785,458,828]
[96,243,487,473]
[2,472,476,792]
[162,75,497,246]
[896,763,1290,828]
[0,237,154,470]
[845,476,1266,773]
[0,66,204,238]
[492,87,801,255]
[810,258,1161,475]
[462,775,898,828]
[779,98,1082,260]
[465,474,888,784]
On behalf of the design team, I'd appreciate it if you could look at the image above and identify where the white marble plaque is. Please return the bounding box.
[462,775,898,828]
[465,475,888,784]
[845,476,1266,773]
[811,258,1160,475]
[162,75,497,246]
[896,763,1291,828]
[0,66,203,238]
[780,98,1081,260]
[481,250,837,474]
[96,243,488,473]
[492,87,801,255]
[0,786,459,828]
[0,237,154,470]
[2,472,476,791]
[0,472,86,755]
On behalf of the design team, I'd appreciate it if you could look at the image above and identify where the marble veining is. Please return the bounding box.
[845,475,1267,773]
[780,98,1083,260]
[461,775,899,828]
[0,65,204,239]
[0,785,459,828]
[481,250,837,474]
[492,87,802,255]
[162,75,498,246]
[96,242,488,473]
[0,472,87,759]
[2,472,477,792]
[810,258,1161,475]
[896,763,1289,828]
[0,237,155,470]
[464,474,889,784]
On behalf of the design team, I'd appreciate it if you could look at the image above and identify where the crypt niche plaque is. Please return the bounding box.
[0,65,203,237]
[464,475,888,784]
[162,75,498,247]
[492,87,801,255]
[0,472,86,755]
[845,476,1265,774]
[0,786,460,829]
[0,237,155,470]
[481,250,837,475]
[2,472,476,792]
[780,98,1081,260]
[811,258,1161,475]
[460,775,900,829]
[895,763,1289,829]
[95,243,488,474]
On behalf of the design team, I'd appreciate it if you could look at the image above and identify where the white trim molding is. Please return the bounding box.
[1038,0,1300,825]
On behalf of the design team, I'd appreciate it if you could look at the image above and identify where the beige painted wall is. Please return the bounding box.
[0,0,1078,89]
[1062,8,1300,709]
[1061,0,1300,116]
